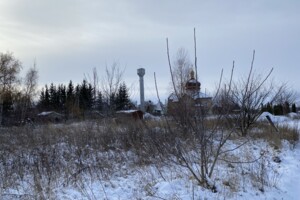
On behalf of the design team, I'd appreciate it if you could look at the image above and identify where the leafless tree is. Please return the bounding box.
[101,62,124,114]
[0,52,22,92]
[170,48,193,97]
[159,31,238,192]
[157,31,275,192]
[20,62,39,121]
[0,52,22,125]
[84,67,100,110]
[222,51,287,136]
[274,83,297,105]
[93,67,99,102]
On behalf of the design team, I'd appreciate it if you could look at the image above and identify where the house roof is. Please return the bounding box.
[168,93,179,102]
[37,111,63,117]
[154,102,163,111]
[116,109,142,114]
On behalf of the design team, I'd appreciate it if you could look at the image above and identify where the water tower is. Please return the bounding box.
[137,68,145,112]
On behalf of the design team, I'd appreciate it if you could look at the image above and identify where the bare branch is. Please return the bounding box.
[166,38,179,98]
[194,27,198,82]
[212,68,223,102]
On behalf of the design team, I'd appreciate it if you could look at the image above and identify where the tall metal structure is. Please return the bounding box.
[137,68,145,112]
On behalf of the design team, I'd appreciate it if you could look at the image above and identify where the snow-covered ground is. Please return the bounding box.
[64,114,300,199]
[277,142,300,199]
[1,113,300,199]
[56,141,300,199]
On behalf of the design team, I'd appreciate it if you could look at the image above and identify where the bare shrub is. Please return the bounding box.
[152,30,291,193]
[153,32,238,192]
[217,51,287,136]
[0,122,128,198]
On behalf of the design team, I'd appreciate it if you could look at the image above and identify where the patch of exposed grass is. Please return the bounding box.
[251,122,299,149]
[278,124,299,148]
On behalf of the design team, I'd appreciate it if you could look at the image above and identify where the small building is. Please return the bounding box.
[37,111,65,123]
[153,102,163,116]
[115,110,144,123]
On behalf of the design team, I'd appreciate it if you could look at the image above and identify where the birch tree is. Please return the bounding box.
[0,52,22,125]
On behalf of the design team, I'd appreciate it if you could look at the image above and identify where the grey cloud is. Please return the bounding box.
[0,0,299,102]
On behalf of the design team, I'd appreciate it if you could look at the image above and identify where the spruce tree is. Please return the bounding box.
[79,80,88,110]
[116,82,130,110]
[87,83,94,110]
[44,85,50,110]
[58,84,67,111]
[66,81,75,117]
[49,83,57,110]
[75,80,94,113]
[75,84,80,107]
[261,103,267,112]
[96,91,103,111]
[266,102,273,114]
[66,81,75,105]
[109,93,116,111]
[292,103,297,113]
[273,104,283,115]
[38,88,45,110]
[284,101,290,114]
[37,84,50,111]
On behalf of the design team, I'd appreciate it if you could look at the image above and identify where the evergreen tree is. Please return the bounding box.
[49,83,57,110]
[266,102,273,114]
[74,84,80,110]
[273,104,283,115]
[283,101,290,114]
[66,81,75,107]
[109,93,116,111]
[38,88,45,109]
[58,84,67,110]
[292,103,297,113]
[87,83,94,109]
[96,91,103,111]
[65,80,75,117]
[2,91,14,118]
[261,103,267,112]
[70,83,81,118]
[37,84,50,110]
[116,82,130,110]
[44,85,50,109]
[79,80,90,110]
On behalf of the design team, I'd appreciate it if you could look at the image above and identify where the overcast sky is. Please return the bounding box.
[0,1,299,103]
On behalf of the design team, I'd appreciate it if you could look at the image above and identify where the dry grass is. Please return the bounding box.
[0,117,299,198]
[278,124,299,148]
[0,121,146,198]
[251,122,299,149]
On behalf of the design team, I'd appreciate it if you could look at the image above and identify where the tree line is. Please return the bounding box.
[0,51,133,125]
[37,80,131,119]
[261,101,297,115]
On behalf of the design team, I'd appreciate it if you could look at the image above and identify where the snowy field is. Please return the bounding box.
[0,113,300,200]
[58,138,300,199]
